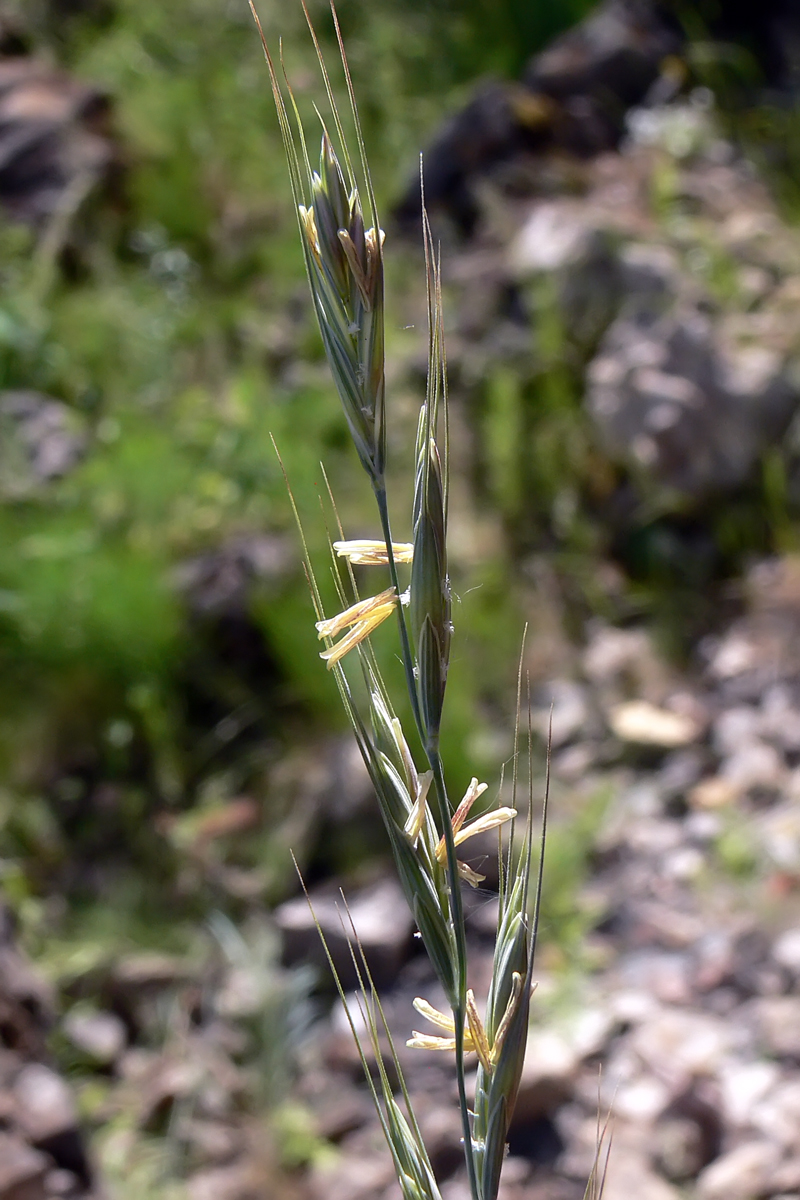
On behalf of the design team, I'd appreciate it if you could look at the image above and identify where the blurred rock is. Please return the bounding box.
[12,1065,77,1144]
[174,534,292,618]
[62,1010,125,1067]
[757,803,800,874]
[696,1140,780,1200]
[653,1087,723,1181]
[308,1147,396,1200]
[755,997,800,1059]
[601,1144,681,1200]
[186,1161,264,1200]
[534,679,592,747]
[0,907,54,1056]
[718,1059,780,1129]
[513,1030,579,1122]
[176,1118,244,1168]
[522,0,682,135]
[719,741,786,796]
[587,304,799,502]
[772,928,800,976]
[0,392,86,498]
[608,700,700,747]
[0,1132,48,1200]
[0,54,117,229]
[750,1078,800,1148]
[631,1009,739,1085]
[43,1170,79,1197]
[275,878,414,989]
[689,777,737,810]
[395,0,682,232]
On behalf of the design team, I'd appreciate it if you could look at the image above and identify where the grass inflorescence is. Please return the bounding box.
[252,5,555,1198]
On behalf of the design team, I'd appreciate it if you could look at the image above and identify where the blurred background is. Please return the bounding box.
[1,1,800,1198]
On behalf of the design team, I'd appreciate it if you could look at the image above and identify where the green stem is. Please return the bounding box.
[430,748,480,1200]
[374,481,479,1200]
[374,482,425,744]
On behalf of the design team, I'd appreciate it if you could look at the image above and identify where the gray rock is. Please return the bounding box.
[0,57,116,229]
[513,201,600,274]
[42,1171,78,1197]
[750,1078,800,1147]
[62,1009,126,1066]
[653,1087,723,1181]
[713,707,762,757]
[587,304,799,502]
[697,1140,780,1200]
[755,997,800,1059]
[172,534,292,617]
[630,1009,740,1084]
[719,741,786,795]
[773,928,800,976]
[12,1065,77,1144]
[0,1132,48,1200]
[175,1118,243,1167]
[275,878,414,988]
[512,201,622,351]
[513,1028,580,1121]
[717,1059,780,1128]
[535,679,591,747]
[601,1144,681,1200]
[186,1161,263,1200]
[756,803,800,873]
[0,392,86,498]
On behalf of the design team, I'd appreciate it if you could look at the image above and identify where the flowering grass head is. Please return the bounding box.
[255,6,556,1200]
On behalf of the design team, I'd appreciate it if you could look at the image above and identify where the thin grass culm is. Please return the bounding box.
[251,5,550,1199]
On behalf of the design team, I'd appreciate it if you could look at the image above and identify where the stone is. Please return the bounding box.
[707,634,760,682]
[173,534,292,618]
[309,1149,396,1200]
[717,1060,780,1128]
[608,700,699,747]
[112,952,194,991]
[0,57,116,229]
[760,685,800,752]
[750,1079,800,1147]
[583,626,653,685]
[276,878,414,989]
[42,1172,77,1197]
[755,996,800,1059]
[62,1009,126,1066]
[613,1075,671,1122]
[534,679,591,747]
[0,393,86,498]
[689,777,738,810]
[513,1029,579,1121]
[600,1144,681,1200]
[12,1064,77,1144]
[176,1118,243,1167]
[757,803,800,873]
[587,303,799,503]
[630,1009,737,1083]
[0,907,55,1057]
[719,741,785,794]
[512,201,599,274]
[770,1159,800,1193]
[773,928,800,975]
[653,1087,723,1181]
[696,1140,781,1200]
[712,707,762,756]
[186,1162,264,1200]
[522,0,683,145]
[0,1133,48,1200]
